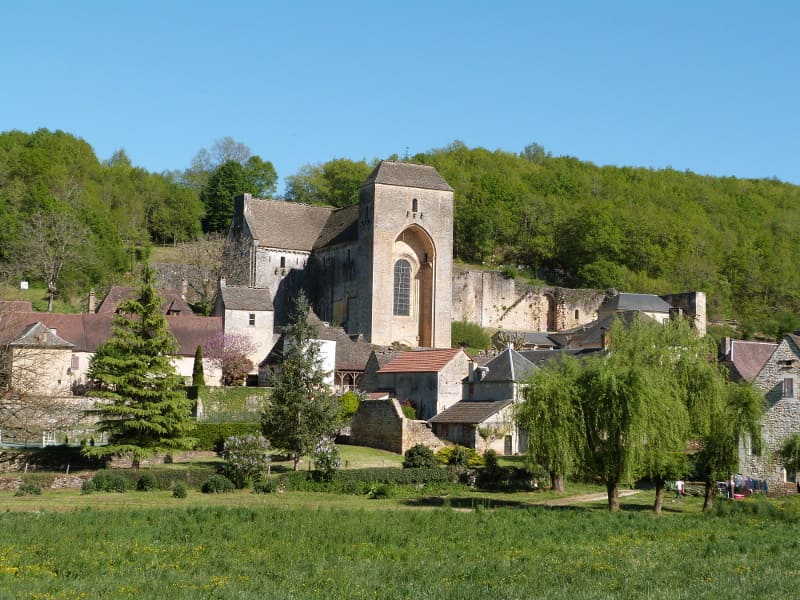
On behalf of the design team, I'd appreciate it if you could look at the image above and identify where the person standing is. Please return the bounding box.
[675,479,684,499]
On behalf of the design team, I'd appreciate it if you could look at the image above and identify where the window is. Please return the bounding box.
[393,259,411,316]
[574,309,579,319]
[280,256,286,269]
[783,377,795,399]
[412,198,418,213]
[71,355,79,371]
[249,313,256,326]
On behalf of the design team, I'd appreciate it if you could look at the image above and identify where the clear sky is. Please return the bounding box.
[2,1,798,191]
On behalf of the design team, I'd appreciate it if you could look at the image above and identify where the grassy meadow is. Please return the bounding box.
[1,484,799,598]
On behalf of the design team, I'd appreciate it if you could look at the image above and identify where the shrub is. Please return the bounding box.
[91,471,129,493]
[399,400,417,420]
[451,320,490,350]
[436,445,483,468]
[253,476,287,494]
[172,482,188,499]
[15,482,42,496]
[81,479,96,494]
[366,483,393,499]
[136,472,160,491]
[338,391,361,420]
[312,439,341,483]
[222,434,271,488]
[403,444,437,469]
[193,422,262,452]
[201,474,235,494]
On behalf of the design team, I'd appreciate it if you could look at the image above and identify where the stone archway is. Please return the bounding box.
[393,225,436,347]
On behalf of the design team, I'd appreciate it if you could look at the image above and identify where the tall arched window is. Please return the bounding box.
[393,259,411,316]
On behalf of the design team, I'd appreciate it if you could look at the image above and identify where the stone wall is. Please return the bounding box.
[742,338,800,484]
[451,267,605,332]
[349,398,445,454]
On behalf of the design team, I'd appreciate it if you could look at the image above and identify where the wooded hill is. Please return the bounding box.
[2,129,799,338]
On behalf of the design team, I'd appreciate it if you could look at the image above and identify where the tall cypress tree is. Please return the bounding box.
[83,268,195,466]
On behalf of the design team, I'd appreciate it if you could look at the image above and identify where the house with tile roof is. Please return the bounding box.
[369,348,470,420]
[722,335,800,487]
[224,161,454,349]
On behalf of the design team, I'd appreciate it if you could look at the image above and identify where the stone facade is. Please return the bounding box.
[740,336,800,484]
[224,161,453,348]
[452,268,606,332]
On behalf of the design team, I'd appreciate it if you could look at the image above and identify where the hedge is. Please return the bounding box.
[268,467,461,495]
[191,386,271,423]
[193,422,262,452]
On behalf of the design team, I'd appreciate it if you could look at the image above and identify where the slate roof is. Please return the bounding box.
[549,311,653,349]
[428,400,512,424]
[491,330,559,349]
[377,348,465,374]
[313,204,360,250]
[219,285,273,311]
[599,292,672,314]
[722,339,778,383]
[244,198,334,252]
[10,322,74,348]
[478,348,537,383]
[519,348,601,367]
[361,161,453,192]
[97,286,193,315]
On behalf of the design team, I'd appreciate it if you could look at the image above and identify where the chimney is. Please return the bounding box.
[468,360,475,382]
[88,289,96,313]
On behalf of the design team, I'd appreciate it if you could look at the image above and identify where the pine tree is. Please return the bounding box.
[192,345,206,386]
[83,269,195,466]
[261,292,341,470]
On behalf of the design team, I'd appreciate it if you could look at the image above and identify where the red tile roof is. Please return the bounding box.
[377,348,465,373]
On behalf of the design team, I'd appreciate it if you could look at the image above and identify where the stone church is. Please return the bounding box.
[224,161,453,349]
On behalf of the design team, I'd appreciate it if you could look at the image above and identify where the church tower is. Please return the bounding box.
[356,162,453,348]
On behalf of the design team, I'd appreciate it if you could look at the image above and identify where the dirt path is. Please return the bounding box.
[533,489,641,507]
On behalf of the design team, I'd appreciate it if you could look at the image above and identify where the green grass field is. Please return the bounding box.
[0,493,798,599]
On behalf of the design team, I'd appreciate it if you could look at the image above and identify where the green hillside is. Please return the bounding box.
[3,130,800,338]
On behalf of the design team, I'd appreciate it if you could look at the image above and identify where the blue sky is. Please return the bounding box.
[2,1,798,191]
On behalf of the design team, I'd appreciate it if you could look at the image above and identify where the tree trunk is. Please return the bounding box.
[550,470,565,492]
[607,480,620,511]
[293,453,300,471]
[702,479,715,512]
[653,478,665,514]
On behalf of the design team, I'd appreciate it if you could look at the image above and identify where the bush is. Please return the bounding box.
[366,483,393,499]
[15,482,42,496]
[338,391,361,420]
[90,471,129,493]
[436,445,483,468]
[312,439,341,483]
[253,476,287,494]
[172,482,188,499]
[399,400,417,420]
[81,479,96,494]
[136,472,160,491]
[201,474,235,494]
[451,320,490,350]
[222,434,271,488]
[193,422,262,452]
[403,444,437,469]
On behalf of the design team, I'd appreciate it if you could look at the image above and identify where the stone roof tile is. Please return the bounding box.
[362,161,453,192]
[428,400,512,424]
[244,198,334,252]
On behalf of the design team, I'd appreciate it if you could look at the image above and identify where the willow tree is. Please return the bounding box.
[692,380,762,511]
[83,269,195,467]
[516,354,583,492]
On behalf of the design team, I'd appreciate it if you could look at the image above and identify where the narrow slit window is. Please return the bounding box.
[412,198,418,213]
[393,259,411,316]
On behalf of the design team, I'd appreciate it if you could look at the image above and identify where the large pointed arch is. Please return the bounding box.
[393,225,437,347]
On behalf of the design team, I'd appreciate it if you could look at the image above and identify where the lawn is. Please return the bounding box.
[0,492,798,599]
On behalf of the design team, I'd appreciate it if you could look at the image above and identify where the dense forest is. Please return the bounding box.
[2,129,800,338]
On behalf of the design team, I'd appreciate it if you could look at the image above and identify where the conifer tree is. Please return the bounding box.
[261,293,341,470]
[192,345,205,386]
[83,268,195,466]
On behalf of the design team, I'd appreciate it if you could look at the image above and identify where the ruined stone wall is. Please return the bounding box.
[349,398,446,454]
[451,267,605,332]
